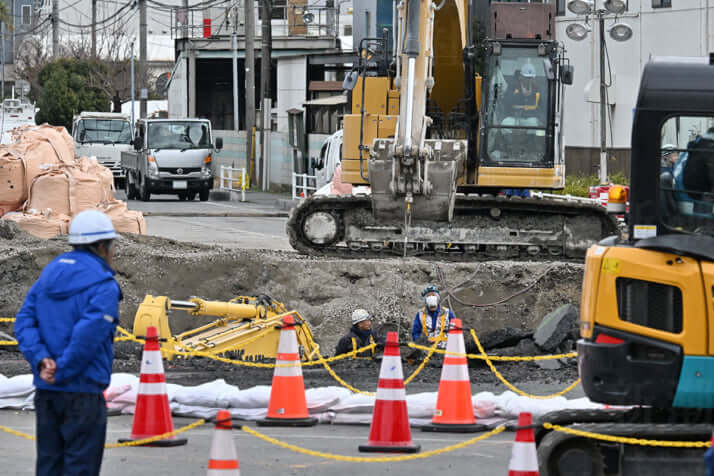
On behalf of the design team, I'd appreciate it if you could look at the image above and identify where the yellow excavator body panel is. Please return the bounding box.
[131,295,320,361]
[580,246,708,356]
[475,166,566,189]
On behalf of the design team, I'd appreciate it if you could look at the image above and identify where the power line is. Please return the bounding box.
[56,0,134,28]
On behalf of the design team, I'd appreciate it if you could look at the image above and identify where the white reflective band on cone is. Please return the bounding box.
[137,382,168,395]
[140,350,164,373]
[375,387,407,401]
[508,442,539,472]
[273,360,303,377]
[440,364,470,381]
[209,430,238,460]
[378,355,404,379]
[277,329,298,353]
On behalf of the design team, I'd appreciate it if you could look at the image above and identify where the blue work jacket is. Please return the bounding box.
[15,250,122,394]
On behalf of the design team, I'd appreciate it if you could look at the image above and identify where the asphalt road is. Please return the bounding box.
[118,190,292,250]
[1,412,515,475]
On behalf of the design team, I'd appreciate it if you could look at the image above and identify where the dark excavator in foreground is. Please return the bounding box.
[287,0,617,260]
[536,55,714,475]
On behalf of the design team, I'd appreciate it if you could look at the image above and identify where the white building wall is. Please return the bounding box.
[556,0,714,150]
[276,56,307,132]
[168,55,188,118]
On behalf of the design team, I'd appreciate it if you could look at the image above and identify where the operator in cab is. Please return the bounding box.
[506,63,543,116]
[335,309,382,359]
[411,285,455,350]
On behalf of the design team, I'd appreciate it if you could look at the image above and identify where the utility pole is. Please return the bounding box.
[91,0,97,58]
[139,0,147,118]
[52,0,59,58]
[182,0,189,38]
[245,0,256,185]
[598,14,607,185]
[260,0,272,190]
[131,41,135,135]
[232,23,239,131]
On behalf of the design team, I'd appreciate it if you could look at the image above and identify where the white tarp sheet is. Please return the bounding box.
[0,373,606,425]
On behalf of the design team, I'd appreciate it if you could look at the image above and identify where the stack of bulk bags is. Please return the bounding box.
[1,124,147,239]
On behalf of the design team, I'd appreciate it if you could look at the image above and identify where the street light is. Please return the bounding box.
[565,0,633,185]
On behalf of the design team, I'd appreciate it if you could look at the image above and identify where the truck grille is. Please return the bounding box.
[616,278,682,333]
[159,167,201,175]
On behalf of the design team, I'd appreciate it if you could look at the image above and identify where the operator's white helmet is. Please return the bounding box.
[352,309,371,325]
[68,210,118,245]
[521,63,537,78]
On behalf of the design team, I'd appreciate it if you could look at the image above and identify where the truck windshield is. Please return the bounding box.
[483,47,551,165]
[659,115,714,236]
[147,122,211,150]
[76,119,132,144]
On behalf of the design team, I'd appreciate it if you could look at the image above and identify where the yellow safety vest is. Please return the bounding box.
[351,335,376,360]
[513,90,540,111]
[419,307,450,344]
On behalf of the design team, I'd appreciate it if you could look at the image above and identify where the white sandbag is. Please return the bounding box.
[225,385,272,409]
[405,392,438,419]
[229,407,268,421]
[306,387,352,414]
[172,379,241,408]
[327,393,375,414]
[0,373,34,398]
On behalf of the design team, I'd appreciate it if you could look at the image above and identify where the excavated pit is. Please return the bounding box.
[0,221,584,391]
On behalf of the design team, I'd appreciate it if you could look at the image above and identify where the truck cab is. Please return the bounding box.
[121,118,222,201]
[72,112,133,189]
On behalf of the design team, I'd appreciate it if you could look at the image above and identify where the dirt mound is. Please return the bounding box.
[0,223,584,353]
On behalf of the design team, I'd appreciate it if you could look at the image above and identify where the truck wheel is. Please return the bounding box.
[178,192,188,201]
[199,189,210,201]
[139,174,151,202]
[114,178,125,192]
[125,175,136,200]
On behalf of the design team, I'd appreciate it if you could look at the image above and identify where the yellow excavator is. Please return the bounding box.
[287,0,617,259]
[131,294,320,361]
[535,56,714,475]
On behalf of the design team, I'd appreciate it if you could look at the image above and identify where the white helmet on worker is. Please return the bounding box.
[68,210,118,245]
[521,63,537,78]
[352,308,371,325]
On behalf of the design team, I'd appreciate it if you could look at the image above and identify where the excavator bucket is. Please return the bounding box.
[131,295,320,362]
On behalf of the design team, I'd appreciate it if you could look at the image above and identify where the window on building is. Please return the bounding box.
[21,5,31,26]
[343,24,352,37]
[257,0,286,20]
[652,0,672,8]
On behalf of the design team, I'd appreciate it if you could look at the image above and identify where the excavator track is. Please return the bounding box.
[536,409,713,476]
[286,193,620,261]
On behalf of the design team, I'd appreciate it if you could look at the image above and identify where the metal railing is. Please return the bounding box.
[219,165,247,202]
[173,4,339,41]
[292,172,316,200]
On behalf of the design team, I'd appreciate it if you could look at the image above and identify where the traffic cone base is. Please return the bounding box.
[207,410,240,476]
[118,326,187,447]
[422,319,481,433]
[258,315,317,427]
[508,412,539,476]
[359,332,421,454]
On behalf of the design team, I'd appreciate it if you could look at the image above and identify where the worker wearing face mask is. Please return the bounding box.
[411,285,455,349]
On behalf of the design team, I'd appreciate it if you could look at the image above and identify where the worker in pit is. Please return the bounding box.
[335,309,382,359]
[411,284,456,350]
[15,210,121,476]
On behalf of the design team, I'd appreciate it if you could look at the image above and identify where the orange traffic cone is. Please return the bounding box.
[507,412,539,476]
[257,315,317,427]
[358,331,420,453]
[422,318,485,433]
[207,410,240,476]
[118,326,187,447]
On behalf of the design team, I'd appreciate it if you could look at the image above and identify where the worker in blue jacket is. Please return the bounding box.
[15,210,122,476]
[411,285,455,349]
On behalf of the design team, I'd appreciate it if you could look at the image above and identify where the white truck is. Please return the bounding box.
[121,118,222,201]
[72,112,133,189]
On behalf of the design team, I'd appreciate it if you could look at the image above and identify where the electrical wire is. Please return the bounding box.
[56,0,134,28]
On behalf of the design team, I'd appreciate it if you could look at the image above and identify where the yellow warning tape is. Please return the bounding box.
[0,419,206,448]
[240,424,507,462]
[0,340,17,346]
[407,342,577,362]
[469,330,580,399]
[0,318,15,322]
[543,423,712,448]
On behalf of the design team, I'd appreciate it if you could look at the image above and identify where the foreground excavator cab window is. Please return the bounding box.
[659,115,714,234]
[484,47,552,166]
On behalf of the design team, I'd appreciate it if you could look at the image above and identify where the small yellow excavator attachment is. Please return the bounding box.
[131,295,320,361]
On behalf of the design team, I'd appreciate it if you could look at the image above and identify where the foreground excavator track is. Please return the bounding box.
[287,194,619,261]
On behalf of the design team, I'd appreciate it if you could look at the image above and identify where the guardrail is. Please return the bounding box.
[219,165,247,202]
[292,172,316,200]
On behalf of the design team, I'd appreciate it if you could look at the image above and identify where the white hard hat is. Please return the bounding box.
[68,210,118,245]
[352,309,370,325]
[521,63,537,78]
